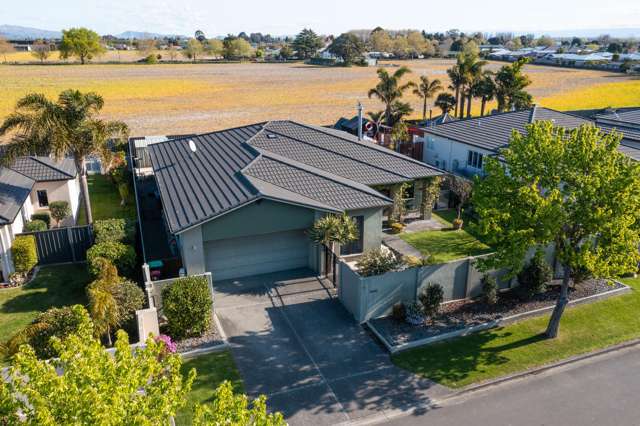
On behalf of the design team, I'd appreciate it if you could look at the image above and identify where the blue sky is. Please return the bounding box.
[4,0,640,36]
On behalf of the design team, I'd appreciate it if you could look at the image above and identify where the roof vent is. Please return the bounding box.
[188,139,197,153]
[267,134,278,139]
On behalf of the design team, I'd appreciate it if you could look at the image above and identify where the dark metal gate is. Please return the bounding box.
[17,225,94,265]
[323,244,340,287]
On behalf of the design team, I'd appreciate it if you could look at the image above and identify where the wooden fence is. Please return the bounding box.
[17,225,94,265]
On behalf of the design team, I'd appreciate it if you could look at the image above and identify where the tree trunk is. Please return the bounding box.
[422,97,427,121]
[480,97,487,116]
[385,103,392,127]
[459,95,466,119]
[106,326,112,347]
[454,87,459,117]
[76,157,93,224]
[546,265,571,338]
[466,93,472,117]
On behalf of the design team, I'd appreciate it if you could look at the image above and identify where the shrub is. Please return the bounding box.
[24,219,47,232]
[49,200,70,226]
[87,241,136,278]
[452,218,464,230]
[403,254,435,267]
[11,235,37,274]
[6,305,86,359]
[94,218,136,244]
[404,302,424,325]
[517,251,553,299]
[481,274,498,305]
[113,279,145,326]
[31,212,50,228]
[418,283,444,318]
[389,222,405,234]
[162,276,212,339]
[356,248,403,277]
[391,302,406,322]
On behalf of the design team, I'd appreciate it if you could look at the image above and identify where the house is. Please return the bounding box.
[147,120,444,281]
[419,106,640,178]
[0,156,80,280]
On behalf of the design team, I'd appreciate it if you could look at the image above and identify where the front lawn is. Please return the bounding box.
[176,351,244,426]
[0,264,90,348]
[393,277,640,389]
[77,174,136,225]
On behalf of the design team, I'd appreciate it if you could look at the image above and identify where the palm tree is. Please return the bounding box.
[446,63,464,118]
[413,75,443,121]
[0,90,129,224]
[475,72,496,116]
[368,66,415,126]
[435,93,456,115]
[462,55,487,118]
[494,58,532,112]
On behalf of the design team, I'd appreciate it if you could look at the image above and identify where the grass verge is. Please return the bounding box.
[176,350,244,426]
[393,277,640,389]
[77,174,136,225]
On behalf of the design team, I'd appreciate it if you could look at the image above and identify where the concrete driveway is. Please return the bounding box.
[214,269,450,425]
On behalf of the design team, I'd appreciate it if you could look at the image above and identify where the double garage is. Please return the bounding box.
[198,200,318,281]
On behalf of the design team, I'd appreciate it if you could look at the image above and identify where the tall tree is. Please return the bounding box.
[0,90,129,224]
[474,71,496,116]
[413,75,443,120]
[446,60,464,117]
[494,57,532,112]
[0,37,15,63]
[368,66,414,126]
[223,37,254,60]
[292,28,324,59]
[473,122,640,338]
[59,27,105,64]
[461,54,487,117]
[369,28,392,52]
[182,38,204,62]
[435,92,456,115]
[206,39,224,57]
[87,258,120,345]
[328,33,365,66]
[30,40,51,63]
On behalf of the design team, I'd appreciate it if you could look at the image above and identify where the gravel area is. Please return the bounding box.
[161,314,225,353]
[371,279,626,346]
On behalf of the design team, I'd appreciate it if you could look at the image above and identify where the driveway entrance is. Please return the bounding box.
[214,269,450,425]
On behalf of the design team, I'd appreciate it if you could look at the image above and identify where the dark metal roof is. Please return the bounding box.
[0,167,34,225]
[149,120,439,234]
[10,156,76,182]
[421,107,591,152]
[596,109,640,127]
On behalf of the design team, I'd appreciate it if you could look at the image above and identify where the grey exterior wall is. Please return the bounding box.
[346,207,383,252]
[179,226,205,275]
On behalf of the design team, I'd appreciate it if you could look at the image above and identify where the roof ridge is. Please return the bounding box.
[143,122,268,148]
[30,156,74,178]
[528,105,538,123]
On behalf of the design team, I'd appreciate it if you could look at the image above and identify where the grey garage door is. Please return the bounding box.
[204,229,310,280]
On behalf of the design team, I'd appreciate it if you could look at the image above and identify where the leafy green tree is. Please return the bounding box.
[31,40,51,63]
[292,28,324,59]
[494,57,533,111]
[0,90,129,224]
[205,39,223,57]
[59,27,105,64]
[183,38,204,62]
[193,381,285,426]
[48,200,70,227]
[279,44,294,59]
[368,28,392,52]
[435,92,456,115]
[413,75,443,120]
[328,33,365,66]
[473,122,640,338]
[368,66,414,126]
[0,306,195,423]
[87,258,120,346]
[223,36,254,60]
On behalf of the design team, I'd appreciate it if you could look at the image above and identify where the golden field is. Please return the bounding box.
[1,59,638,138]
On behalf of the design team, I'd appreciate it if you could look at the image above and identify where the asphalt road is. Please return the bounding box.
[385,345,640,426]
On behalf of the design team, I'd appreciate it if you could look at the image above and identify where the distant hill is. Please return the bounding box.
[0,24,61,39]
[116,31,186,39]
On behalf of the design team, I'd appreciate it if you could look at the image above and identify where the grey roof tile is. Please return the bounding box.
[0,167,34,225]
[10,156,76,181]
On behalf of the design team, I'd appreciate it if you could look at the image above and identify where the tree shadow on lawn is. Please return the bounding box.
[393,328,547,387]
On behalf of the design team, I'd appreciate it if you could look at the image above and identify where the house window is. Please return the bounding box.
[341,216,364,256]
[36,190,49,207]
[467,150,484,169]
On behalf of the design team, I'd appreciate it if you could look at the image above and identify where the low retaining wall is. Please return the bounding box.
[367,282,632,354]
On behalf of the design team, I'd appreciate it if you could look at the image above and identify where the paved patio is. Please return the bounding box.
[213,269,451,425]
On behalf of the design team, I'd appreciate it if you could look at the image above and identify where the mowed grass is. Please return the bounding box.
[0,60,633,139]
[393,277,640,389]
[77,174,136,225]
[176,351,244,426]
[400,210,492,262]
[0,264,90,346]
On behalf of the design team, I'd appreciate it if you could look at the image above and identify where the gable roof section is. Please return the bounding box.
[596,109,640,127]
[148,120,434,233]
[0,167,34,225]
[10,156,76,181]
[421,107,591,152]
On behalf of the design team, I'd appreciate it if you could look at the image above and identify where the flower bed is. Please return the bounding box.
[369,279,629,352]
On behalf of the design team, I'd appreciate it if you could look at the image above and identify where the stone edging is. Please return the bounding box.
[368,282,632,354]
[179,312,230,359]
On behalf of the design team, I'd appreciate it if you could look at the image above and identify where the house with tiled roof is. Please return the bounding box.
[147,120,444,280]
[0,156,80,281]
[419,106,640,177]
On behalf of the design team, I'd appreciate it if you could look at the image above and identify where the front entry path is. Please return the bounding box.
[214,269,451,425]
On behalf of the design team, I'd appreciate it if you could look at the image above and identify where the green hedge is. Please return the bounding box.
[162,276,212,339]
[93,218,136,244]
[11,235,38,273]
[87,241,136,278]
[30,212,50,229]
[24,220,47,232]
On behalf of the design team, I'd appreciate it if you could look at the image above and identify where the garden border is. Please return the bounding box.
[179,312,230,359]
[367,281,632,354]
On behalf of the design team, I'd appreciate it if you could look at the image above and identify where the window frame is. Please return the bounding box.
[36,190,49,207]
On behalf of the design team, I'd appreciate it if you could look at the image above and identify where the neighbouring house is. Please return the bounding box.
[147,120,444,281]
[419,106,640,178]
[0,156,80,280]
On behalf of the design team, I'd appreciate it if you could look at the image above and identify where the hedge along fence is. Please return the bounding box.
[145,272,213,317]
[339,245,557,323]
[11,235,38,274]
